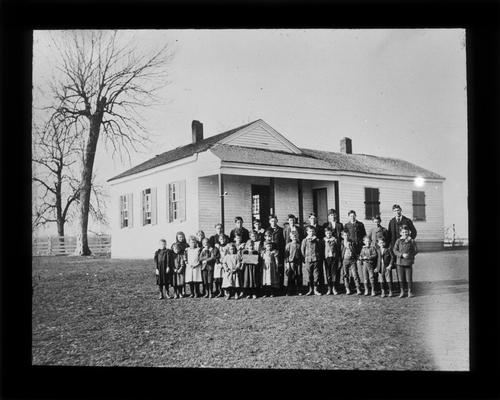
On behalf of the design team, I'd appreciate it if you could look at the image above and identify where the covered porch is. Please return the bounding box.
[198,166,341,233]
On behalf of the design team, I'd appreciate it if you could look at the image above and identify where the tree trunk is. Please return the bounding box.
[75,99,105,256]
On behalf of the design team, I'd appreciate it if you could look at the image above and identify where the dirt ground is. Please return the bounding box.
[32,249,468,370]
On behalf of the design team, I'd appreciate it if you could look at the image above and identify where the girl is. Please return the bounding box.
[222,244,241,299]
[199,237,216,298]
[252,219,266,244]
[359,235,378,296]
[393,225,418,298]
[213,234,230,297]
[241,240,260,299]
[171,243,186,299]
[171,231,188,296]
[185,236,202,298]
[154,239,173,300]
[196,230,206,248]
[261,241,280,297]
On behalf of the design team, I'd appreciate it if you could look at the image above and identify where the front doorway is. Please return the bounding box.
[313,188,328,225]
[251,185,271,229]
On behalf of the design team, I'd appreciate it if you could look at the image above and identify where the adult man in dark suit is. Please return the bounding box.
[322,209,344,243]
[283,214,303,243]
[268,215,285,291]
[387,204,417,249]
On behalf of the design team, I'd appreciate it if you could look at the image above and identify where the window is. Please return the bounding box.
[364,188,380,220]
[168,181,186,222]
[120,193,133,228]
[412,191,426,221]
[141,188,157,225]
[252,194,260,222]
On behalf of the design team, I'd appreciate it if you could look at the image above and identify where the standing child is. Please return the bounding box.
[171,231,188,297]
[323,227,341,295]
[341,230,362,295]
[241,240,260,299]
[171,243,186,299]
[199,238,216,298]
[359,236,378,296]
[222,244,241,299]
[374,237,397,297]
[185,236,202,298]
[154,239,173,299]
[284,231,303,296]
[213,234,229,298]
[301,225,323,296]
[196,230,206,248]
[261,241,280,297]
[393,225,418,298]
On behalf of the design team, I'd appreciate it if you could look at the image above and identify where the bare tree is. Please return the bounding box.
[32,118,81,238]
[47,30,172,255]
[32,116,108,241]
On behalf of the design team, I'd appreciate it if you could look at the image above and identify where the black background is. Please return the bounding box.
[1,0,499,398]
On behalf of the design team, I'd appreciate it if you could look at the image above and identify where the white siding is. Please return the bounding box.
[198,175,220,235]
[109,151,220,259]
[338,175,444,242]
[274,178,299,224]
[223,124,295,153]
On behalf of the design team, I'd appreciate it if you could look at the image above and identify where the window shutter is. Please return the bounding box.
[179,180,186,222]
[119,196,124,229]
[151,187,157,225]
[167,184,172,223]
[127,193,133,227]
[141,190,145,225]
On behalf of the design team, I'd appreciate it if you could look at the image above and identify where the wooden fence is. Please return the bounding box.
[33,235,111,256]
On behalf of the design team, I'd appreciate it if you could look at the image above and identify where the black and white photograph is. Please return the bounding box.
[31,28,469,370]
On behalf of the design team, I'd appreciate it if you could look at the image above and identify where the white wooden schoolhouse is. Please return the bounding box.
[108,119,445,258]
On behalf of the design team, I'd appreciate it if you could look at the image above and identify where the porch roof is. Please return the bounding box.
[211,144,445,180]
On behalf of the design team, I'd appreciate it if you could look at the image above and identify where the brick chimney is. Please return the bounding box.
[192,120,203,143]
[340,137,352,154]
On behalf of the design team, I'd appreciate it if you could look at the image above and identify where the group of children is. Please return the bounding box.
[154,212,418,301]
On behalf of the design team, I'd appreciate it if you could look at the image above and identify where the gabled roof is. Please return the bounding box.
[211,145,444,179]
[109,119,445,182]
[108,120,259,182]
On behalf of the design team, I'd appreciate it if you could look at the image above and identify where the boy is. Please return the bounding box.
[284,214,303,243]
[341,230,362,295]
[374,236,396,297]
[229,216,250,243]
[388,205,417,249]
[393,225,418,298]
[323,227,340,295]
[359,235,378,296]
[322,209,343,243]
[343,210,366,285]
[284,231,303,295]
[171,243,186,299]
[301,225,322,296]
[369,215,388,245]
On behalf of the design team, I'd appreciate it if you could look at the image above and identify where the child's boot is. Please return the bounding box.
[371,288,376,296]
[364,286,369,296]
[387,282,393,297]
[399,288,405,298]
[356,285,362,295]
[314,286,322,296]
[326,286,332,295]
[408,289,414,298]
[306,285,314,296]
[158,290,164,300]
[344,279,351,295]
[381,288,386,298]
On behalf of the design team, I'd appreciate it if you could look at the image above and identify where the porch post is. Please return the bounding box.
[297,179,303,226]
[269,177,275,216]
[218,173,225,232]
[334,180,340,219]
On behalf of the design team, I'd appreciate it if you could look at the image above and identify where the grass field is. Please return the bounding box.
[32,250,468,370]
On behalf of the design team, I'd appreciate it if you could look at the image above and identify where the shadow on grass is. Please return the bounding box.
[413,279,469,297]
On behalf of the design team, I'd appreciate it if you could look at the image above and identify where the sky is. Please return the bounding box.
[33,29,468,238]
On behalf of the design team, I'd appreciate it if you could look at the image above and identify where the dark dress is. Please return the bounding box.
[154,248,172,286]
[199,247,216,284]
[229,227,250,243]
[171,252,186,287]
[241,249,260,288]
